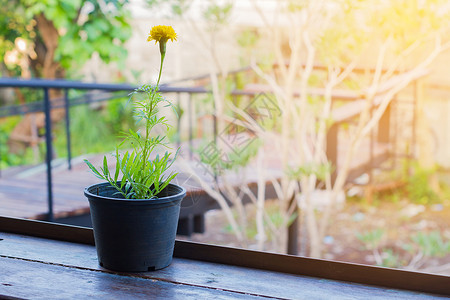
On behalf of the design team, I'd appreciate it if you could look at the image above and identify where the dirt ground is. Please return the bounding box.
[178,198,450,276]
[322,200,450,273]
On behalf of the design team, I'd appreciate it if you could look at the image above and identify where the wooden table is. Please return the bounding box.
[0,217,449,299]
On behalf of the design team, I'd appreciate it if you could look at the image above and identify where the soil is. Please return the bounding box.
[177,198,450,276]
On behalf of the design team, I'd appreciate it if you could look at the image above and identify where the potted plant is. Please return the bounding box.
[84,25,185,272]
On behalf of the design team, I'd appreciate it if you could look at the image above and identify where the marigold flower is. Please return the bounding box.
[147,25,177,44]
[147,25,177,86]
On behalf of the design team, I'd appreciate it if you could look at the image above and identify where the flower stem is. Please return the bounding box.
[156,52,165,88]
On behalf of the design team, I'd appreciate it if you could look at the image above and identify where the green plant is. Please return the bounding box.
[52,104,125,158]
[405,231,450,258]
[0,0,131,78]
[85,25,179,199]
[104,98,136,134]
[406,163,439,205]
[356,228,385,251]
[0,116,38,167]
[380,248,402,268]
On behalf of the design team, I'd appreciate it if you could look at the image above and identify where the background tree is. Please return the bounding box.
[145,0,450,256]
[1,0,131,79]
[0,0,132,155]
[247,0,450,257]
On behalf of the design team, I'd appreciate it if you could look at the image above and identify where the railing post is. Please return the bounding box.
[188,93,193,160]
[0,132,2,178]
[176,93,181,149]
[43,88,54,222]
[64,89,72,170]
[287,194,299,255]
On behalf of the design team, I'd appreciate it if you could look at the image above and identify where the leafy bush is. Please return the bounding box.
[0,116,38,167]
[356,228,385,251]
[404,231,450,258]
[406,164,439,205]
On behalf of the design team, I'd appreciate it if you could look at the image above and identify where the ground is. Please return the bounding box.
[178,198,450,276]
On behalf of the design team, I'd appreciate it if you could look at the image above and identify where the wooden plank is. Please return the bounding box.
[0,257,261,299]
[0,231,447,299]
[0,232,317,299]
[0,217,95,244]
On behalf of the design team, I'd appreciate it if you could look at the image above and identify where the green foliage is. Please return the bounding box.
[0,2,31,69]
[355,229,450,269]
[288,162,334,182]
[203,2,233,24]
[196,134,262,177]
[380,249,402,268]
[287,0,308,12]
[406,164,439,205]
[356,228,385,251]
[69,106,115,151]
[313,0,450,66]
[226,137,262,170]
[363,159,444,205]
[237,29,259,49]
[366,0,449,50]
[56,1,131,70]
[404,231,450,258]
[103,98,136,134]
[0,0,131,76]
[316,4,367,66]
[54,99,135,157]
[0,96,138,169]
[0,116,37,167]
[85,85,179,199]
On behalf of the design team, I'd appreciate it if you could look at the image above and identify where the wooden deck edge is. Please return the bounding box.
[0,215,94,245]
[0,216,448,296]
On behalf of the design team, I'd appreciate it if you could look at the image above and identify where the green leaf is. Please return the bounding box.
[102,156,109,177]
[114,148,120,182]
[84,159,104,180]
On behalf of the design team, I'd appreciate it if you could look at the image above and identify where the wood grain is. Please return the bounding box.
[0,257,260,299]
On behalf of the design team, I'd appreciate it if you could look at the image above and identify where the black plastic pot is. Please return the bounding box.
[84,182,186,272]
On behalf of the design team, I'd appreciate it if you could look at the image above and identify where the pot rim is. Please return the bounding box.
[84,181,186,205]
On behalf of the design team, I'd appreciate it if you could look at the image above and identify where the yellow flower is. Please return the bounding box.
[147,25,177,44]
[147,25,177,85]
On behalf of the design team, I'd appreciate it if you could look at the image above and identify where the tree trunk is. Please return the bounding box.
[8,13,65,156]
